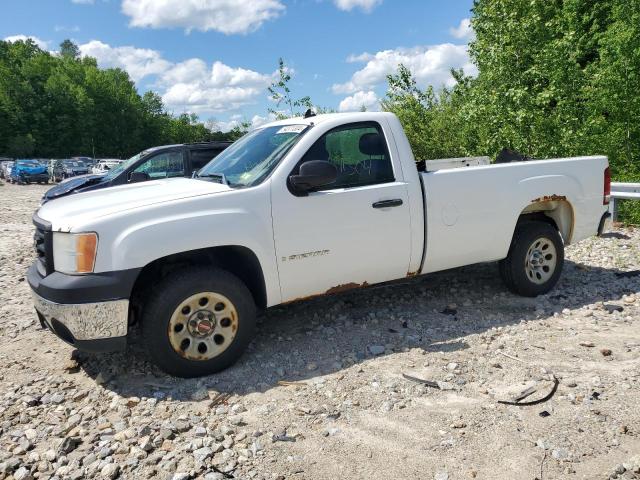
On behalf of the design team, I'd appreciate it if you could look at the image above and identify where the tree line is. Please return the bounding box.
[383,0,640,221]
[0,39,244,161]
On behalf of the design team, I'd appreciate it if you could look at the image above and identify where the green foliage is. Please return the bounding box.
[382,65,480,160]
[268,58,313,119]
[383,0,640,222]
[59,39,80,60]
[0,39,237,160]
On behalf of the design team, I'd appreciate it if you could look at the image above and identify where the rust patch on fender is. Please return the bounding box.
[531,194,567,203]
[406,270,420,277]
[325,282,369,295]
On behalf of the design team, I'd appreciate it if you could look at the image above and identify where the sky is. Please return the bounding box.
[1,0,475,131]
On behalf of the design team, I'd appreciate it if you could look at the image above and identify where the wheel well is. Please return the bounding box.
[518,198,574,243]
[130,246,267,322]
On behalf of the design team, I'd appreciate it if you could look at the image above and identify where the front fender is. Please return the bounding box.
[90,185,281,306]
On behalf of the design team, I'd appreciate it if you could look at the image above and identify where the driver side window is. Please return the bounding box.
[299,122,394,190]
[134,151,184,179]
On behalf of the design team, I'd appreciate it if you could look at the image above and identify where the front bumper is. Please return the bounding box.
[32,291,128,352]
[21,173,49,182]
[27,261,140,353]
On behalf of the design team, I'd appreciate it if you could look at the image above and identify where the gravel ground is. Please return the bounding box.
[0,181,639,480]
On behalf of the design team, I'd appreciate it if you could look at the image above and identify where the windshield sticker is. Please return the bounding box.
[276,125,306,135]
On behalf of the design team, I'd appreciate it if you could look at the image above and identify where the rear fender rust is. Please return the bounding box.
[530,194,567,204]
[523,195,574,243]
[406,270,420,277]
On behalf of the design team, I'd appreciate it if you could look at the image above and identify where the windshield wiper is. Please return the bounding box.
[196,172,228,185]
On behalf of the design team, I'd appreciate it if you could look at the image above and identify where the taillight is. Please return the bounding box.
[603,166,611,205]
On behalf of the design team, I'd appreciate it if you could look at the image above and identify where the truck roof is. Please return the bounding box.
[258,112,396,130]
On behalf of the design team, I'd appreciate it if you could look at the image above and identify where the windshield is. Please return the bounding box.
[17,160,38,166]
[103,152,143,180]
[197,125,308,187]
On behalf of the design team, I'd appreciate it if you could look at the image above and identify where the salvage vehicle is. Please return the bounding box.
[28,112,612,377]
[51,159,90,182]
[9,159,49,184]
[91,159,122,174]
[0,159,14,179]
[41,141,232,203]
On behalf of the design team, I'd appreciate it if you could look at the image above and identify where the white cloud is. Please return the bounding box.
[215,113,276,132]
[71,0,95,4]
[121,0,285,35]
[338,90,379,112]
[4,35,49,50]
[334,0,382,12]
[159,60,275,114]
[79,40,172,82]
[55,25,81,33]
[77,39,274,114]
[333,43,476,94]
[449,18,474,40]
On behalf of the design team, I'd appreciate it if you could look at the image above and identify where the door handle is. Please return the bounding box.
[372,199,403,209]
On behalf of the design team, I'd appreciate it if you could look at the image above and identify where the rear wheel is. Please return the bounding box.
[141,267,256,377]
[499,221,564,297]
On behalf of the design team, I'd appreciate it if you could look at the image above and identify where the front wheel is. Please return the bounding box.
[499,221,564,297]
[141,267,256,377]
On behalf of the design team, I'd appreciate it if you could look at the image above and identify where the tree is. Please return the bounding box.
[268,58,313,119]
[0,39,240,160]
[59,39,80,59]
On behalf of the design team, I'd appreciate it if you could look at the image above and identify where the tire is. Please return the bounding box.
[499,221,564,297]
[141,267,256,377]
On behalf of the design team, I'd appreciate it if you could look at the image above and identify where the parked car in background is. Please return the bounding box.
[0,159,14,179]
[91,159,123,174]
[28,112,611,376]
[72,156,95,168]
[9,159,49,184]
[51,159,90,182]
[42,141,232,203]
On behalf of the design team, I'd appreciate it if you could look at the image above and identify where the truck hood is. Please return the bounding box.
[42,173,107,202]
[38,178,232,230]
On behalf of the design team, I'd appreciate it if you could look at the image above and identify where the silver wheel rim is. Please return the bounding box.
[525,237,557,285]
[168,292,238,361]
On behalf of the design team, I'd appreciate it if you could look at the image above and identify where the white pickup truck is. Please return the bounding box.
[28,112,612,377]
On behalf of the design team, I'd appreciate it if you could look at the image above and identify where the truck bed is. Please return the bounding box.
[418,155,609,274]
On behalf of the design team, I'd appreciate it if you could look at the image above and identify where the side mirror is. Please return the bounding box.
[129,171,150,183]
[289,160,337,194]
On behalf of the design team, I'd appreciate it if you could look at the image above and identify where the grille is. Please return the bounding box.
[33,215,53,276]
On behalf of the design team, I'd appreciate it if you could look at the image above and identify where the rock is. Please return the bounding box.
[13,467,33,480]
[101,463,120,479]
[58,436,80,455]
[600,348,612,356]
[193,447,213,463]
[204,473,224,480]
[172,474,190,480]
[435,472,449,480]
[368,345,385,355]
[552,448,570,461]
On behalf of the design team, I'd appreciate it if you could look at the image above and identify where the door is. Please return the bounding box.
[130,150,185,180]
[271,121,412,302]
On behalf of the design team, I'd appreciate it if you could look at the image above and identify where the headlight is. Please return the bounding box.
[53,232,98,274]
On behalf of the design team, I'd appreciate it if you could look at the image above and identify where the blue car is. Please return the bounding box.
[9,159,49,184]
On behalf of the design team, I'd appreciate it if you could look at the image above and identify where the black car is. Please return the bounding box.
[42,141,232,203]
[52,159,90,182]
